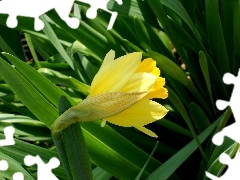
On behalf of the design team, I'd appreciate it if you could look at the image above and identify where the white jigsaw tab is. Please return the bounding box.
[0,160,8,171]
[0,0,79,31]
[0,126,15,146]
[76,0,123,30]
[206,149,240,180]
[0,0,123,31]
[24,155,60,180]
[12,172,24,180]
[212,69,240,146]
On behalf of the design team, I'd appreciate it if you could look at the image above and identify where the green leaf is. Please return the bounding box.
[147,116,221,180]
[38,68,90,95]
[205,141,239,179]
[167,86,206,161]
[199,51,214,112]
[24,33,41,69]
[107,0,159,28]
[148,50,211,114]
[0,151,34,180]
[0,25,25,60]
[189,102,211,133]
[135,142,159,180]
[205,0,229,76]
[133,16,152,50]
[0,134,67,179]
[0,56,59,127]
[233,1,240,74]
[92,167,112,180]
[3,53,75,109]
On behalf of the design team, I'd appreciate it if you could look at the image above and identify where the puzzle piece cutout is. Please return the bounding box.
[212,70,240,146]
[24,155,60,180]
[0,0,122,31]
[0,126,15,146]
[0,126,60,179]
[12,172,24,180]
[0,160,24,180]
[76,0,123,30]
[0,160,8,171]
[205,69,240,179]
[206,149,240,180]
[0,0,79,31]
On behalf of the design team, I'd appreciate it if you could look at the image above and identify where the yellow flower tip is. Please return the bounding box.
[145,77,168,100]
[135,126,158,138]
[101,120,107,127]
[137,58,158,73]
[102,49,115,66]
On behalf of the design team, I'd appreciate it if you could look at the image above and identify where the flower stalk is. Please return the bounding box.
[53,96,93,180]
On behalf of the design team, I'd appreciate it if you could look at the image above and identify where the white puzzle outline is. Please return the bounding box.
[24,155,60,180]
[0,126,60,180]
[0,0,123,31]
[206,69,240,179]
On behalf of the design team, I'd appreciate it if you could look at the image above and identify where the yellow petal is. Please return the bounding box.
[104,99,168,127]
[121,72,157,93]
[145,77,168,99]
[90,52,142,96]
[101,49,115,68]
[136,58,160,77]
[134,126,158,138]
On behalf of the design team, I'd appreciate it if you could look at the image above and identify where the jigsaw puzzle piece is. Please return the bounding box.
[55,0,80,29]
[206,149,240,179]
[216,100,229,111]
[24,155,60,180]
[222,72,237,85]
[212,122,240,146]
[76,0,122,30]
[0,126,15,146]
[13,172,24,180]
[0,160,8,171]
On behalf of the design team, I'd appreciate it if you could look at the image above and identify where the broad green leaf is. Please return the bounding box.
[156,118,192,138]
[0,56,59,127]
[233,1,240,74]
[205,0,229,76]
[166,86,206,161]
[38,68,90,95]
[133,16,152,50]
[92,167,112,180]
[147,116,221,180]
[189,102,211,133]
[3,53,75,109]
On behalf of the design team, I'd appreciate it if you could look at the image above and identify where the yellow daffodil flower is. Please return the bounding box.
[51,50,168,138]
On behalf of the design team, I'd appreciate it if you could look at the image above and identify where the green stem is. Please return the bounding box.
[62,123,93,180]
[53,96,93,180]
[53,137,73,180]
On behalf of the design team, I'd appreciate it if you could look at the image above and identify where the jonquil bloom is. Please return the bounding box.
[52,50,168,138]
